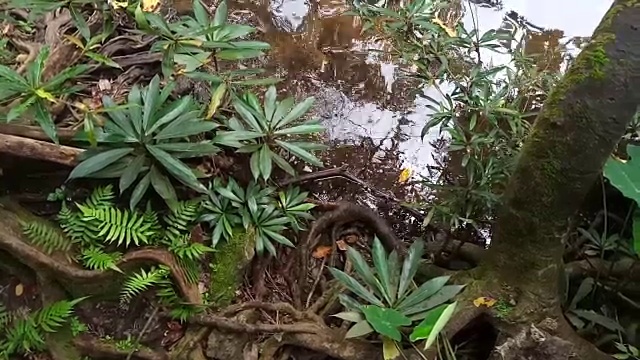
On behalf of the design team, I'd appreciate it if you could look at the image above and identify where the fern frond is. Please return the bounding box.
[165,201,200,240]
[4,318,44,353]
[170,241,213,261]
[58,202,101,244]
[34,297,86,333]
[82,185,115,208]
[143,204,163,242]
[169,304,203,322]
[177,257,201,284]
[80,247,122,272]
[0,304,10,329]
[155,278,203,321]
[21,221,73,254]
[120,267,169,302]
[77,205,157,247]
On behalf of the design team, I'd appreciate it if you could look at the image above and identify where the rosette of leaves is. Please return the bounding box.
[200,177,315,255]
[213,86,327,180]
[135,0,270,76]
[68,75,218,209]
[275,186,316,231]
[0,46,90,143]
[330,238,463,359]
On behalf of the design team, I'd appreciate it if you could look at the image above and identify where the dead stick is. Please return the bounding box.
[0,124,79,142]
[0,133,83,166]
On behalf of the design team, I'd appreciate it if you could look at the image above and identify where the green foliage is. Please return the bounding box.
[67,75,219,210]
[114,334,140,352]
[330,238,462,354]
[135,0,270,77]
[21,220,73,254]
[120,266,169,302]
[80,246,123,272]
[76,204,157,247]
[199,177,315,255]
[603,144,640,256]
[214,86,327,180]
[0,46,90,142]
[208,229,254,307]
[0,298,86,358]
[352,0,558,231]
[614,342,639,360]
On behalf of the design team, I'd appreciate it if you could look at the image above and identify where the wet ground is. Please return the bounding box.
[221,0,613,206]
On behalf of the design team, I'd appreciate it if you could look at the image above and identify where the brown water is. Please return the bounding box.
[226,0,613,202]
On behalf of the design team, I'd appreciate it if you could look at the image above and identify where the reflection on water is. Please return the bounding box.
[227,0,613,198]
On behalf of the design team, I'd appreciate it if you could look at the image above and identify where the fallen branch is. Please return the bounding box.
[0,133,83,166]
[192,314,323,334]
[425,238,485,265]
[565,257,640,281]
[0,123,79,142]
[73,335,169,360]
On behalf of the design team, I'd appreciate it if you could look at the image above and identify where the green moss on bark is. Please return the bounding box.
[209,229,255,308]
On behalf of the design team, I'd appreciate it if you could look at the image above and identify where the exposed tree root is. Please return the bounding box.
[73,336,169,360]
[0,133,83,166]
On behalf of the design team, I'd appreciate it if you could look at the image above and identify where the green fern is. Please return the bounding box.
[0,304,9,329]
[120,267,169,302]
[168,234,213,261]
[0,298,86,357]
[21,221,73,254]
[156,279,203,322]
[58,202,101,244]
[81,185,115,208]
[77,205,157,247]
[178,256,202,284]
[143,203,163,242]
[69,316,87,337]
[80,247,122,272]
[165,201,200,242]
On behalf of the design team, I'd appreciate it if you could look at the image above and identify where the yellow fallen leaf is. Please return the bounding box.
[312,245,332,259]
[108,0,128,9]
[141,0,160,12]
[433,17,457,37]
[382,337,400,360]
[207,83,227,119]
[397,168,412,183]
[64,35,85,49]
[473,296,497,308]
[15,283,24,297]
[34,88,56,102]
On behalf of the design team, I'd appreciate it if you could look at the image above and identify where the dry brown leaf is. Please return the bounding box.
[15,283,23,297]
[312,245,332,259]
[336,240,348,251]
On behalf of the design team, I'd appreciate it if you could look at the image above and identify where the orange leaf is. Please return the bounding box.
[473,296,497,308]
[312,245,332,259]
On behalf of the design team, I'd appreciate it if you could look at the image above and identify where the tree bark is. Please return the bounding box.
[0,133,83,166]
[443,1,640,359]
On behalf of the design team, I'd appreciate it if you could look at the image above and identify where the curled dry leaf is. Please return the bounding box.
[336,240,348,251]
[312,245,332,259]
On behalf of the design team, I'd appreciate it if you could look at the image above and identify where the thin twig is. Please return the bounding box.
[305,257,326,309]
[126,307,159,360]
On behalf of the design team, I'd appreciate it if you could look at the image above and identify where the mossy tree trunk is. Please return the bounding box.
[458,1,640,359]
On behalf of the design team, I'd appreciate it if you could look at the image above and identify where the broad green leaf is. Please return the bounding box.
[361,305,411,341]
[85,51,122,69]
[571,310,625,332]
[387,251,400,302]
[271,151,297,176]
[153,120,217,140]
[155,142,219,158]
[146,95,193,135]
[633,209,640,255]
[146,145,207,193]
[424,301,457,349]
[603,145,640,205]
[33,101,58,143]
[130,172,151,209]
[233,96,264,133]
[0,64,28,87]
[569,277,594,310]
[213,0,228,26]
[271,97,294,124]
[332,311,363,323]
[149,165,178,209]
[397,240,424,300]
[193,0,209,25]
[404,285,465,316]
[119,154,146,193]
[69,148,134,179]
[409,303,447,341]
[371,237,393,304]
[127,86,144,136]
[345,320,374,338]
[346,245,387,302]
[216,49,263,60]
[275,140,324,167]
[7,96,37,122]
[328,268,384,307]
[396,275,451,312]
[262,228,294,247]
[142,75,161,132]
[249,151,261,180]
[274,96,315,129]
[274,122,325,136]
[259,144,273,180]
[27,46,48,86]
[264,85,277,123]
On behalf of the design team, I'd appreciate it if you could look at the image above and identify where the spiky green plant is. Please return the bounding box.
[67,75,219,210]
[21,220,74,254]
[213,85,328,180]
